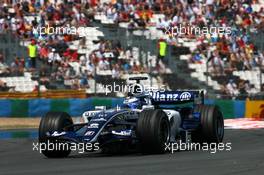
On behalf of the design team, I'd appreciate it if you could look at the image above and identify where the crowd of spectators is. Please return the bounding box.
[94,0,264,96]
[219,79,252,98]
[98,0,264,97]
[0,0,264,97]
[36,38,147,90]
[0,0,148,91]
[176,0,264,96]
[0,53,24,77]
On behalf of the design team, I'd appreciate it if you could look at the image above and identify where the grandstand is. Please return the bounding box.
[0,0,264,99]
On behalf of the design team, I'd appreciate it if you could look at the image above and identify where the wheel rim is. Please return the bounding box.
[216,115,224,141]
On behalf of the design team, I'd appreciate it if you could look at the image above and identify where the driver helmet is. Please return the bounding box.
[130,83,144,96]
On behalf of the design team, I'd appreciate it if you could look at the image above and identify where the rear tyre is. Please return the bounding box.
[39,112,73,158]
[193,105,224,143]
[136,109,170,154]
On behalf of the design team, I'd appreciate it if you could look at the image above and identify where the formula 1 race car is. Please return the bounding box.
[39,77,224,158]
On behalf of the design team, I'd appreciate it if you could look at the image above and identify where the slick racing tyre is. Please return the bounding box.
[39,112,73,158]
[136,109,170,154]
[193,105,224,143]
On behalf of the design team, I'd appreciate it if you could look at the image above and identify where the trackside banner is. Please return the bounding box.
[0,98,123,117]
[245,100,264,118]
[0,98,260,118]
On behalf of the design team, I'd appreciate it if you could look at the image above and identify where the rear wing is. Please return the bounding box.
[149,90,204,105]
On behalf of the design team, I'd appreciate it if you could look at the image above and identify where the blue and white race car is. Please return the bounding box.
[39,77,224,158]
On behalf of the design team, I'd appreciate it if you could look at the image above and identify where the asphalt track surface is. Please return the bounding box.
[0,129,263,175]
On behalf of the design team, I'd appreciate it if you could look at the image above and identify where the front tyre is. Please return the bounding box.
[136,109,170,154]
[39,112,73,158]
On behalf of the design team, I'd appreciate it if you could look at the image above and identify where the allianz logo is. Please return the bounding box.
[179,92,192,101]
[150,91,192,101]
